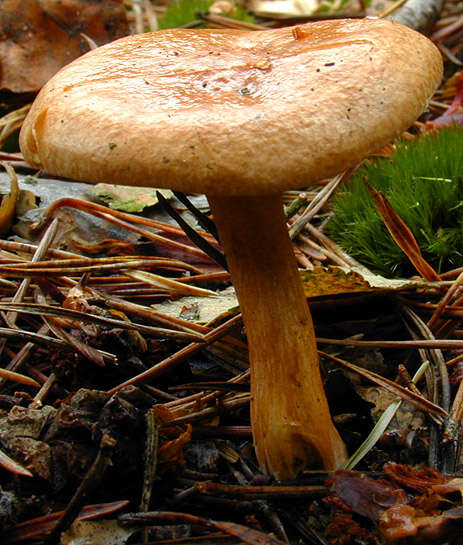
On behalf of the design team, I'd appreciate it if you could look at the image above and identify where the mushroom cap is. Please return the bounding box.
[20,18,442,196]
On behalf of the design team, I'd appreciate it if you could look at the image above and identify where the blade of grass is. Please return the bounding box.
[344,361,429,470]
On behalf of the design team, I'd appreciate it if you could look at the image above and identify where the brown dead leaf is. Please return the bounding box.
[366,183,441,282]
[157,424,192,467]
[0,405,56,478]
[93,184,173,213]
[300,266,439,299]
[329,470,408,522]
[0,0,129,93]
[330,467,463,544]
[62,519,134,545]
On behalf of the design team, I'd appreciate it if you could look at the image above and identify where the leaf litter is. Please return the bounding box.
[0,1,462,544]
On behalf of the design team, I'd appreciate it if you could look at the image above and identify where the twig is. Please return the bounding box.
[140,408,159,517]
[195,482,327,500]
[5,217,59,327]
[45,434,117,545]
[29,373,56,408]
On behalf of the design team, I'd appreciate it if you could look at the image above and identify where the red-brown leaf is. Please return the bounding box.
[0,0,129,93]
[366,182,440,282]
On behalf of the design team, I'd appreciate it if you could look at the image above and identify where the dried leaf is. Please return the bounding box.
[301,266,442,298]
[0,436,51,479]
[0,405,56,478]
[156,268,442,324]
[62,519,134,545]
[155,286,238,324]
[366,183,440,282]
[430,478,463,499]
[93,184,173,213]
[330,470,407,522]
[0,0,129,93]
[330,467,463,544]
[157,424,192,466]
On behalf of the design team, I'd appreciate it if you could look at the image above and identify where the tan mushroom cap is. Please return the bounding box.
[20,18,442,196]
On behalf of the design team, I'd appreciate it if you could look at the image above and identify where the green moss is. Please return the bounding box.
[158,0,255,30]
[326,127,463,277]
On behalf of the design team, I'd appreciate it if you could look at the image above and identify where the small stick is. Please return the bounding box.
[6,217,59,326]
[29,373,56,408]
[195,482,327,500]
[45,434,117,545]
[140,408,159,515]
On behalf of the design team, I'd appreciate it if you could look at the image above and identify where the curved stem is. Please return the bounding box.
[208,194,347,479]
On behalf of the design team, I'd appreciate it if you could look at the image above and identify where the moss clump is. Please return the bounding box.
[326,127,463,278]
[158,0,255,30]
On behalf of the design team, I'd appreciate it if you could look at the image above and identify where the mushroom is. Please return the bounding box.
[19,18,442,479]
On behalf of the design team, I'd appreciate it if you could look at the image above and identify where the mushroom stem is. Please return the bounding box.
[208,194,347,479]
